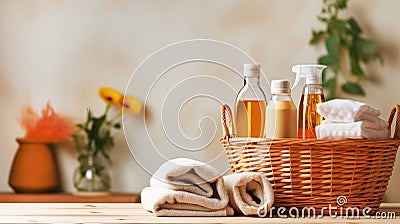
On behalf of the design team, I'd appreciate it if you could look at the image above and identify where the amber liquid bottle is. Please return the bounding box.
[298,84,325,138]
[235,63,267,138]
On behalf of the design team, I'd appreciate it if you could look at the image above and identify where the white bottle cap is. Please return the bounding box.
[271,79,291,94]
[243,63,260,77]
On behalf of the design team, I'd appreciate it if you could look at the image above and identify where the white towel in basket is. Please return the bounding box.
[317,99,381,123]
[316,121,390,140]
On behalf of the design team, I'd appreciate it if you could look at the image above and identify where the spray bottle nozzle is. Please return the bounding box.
[291,64,327,90]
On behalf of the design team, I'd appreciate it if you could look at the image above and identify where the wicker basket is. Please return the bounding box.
[220,104,400,213]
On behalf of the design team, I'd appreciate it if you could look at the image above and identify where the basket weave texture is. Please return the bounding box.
[220,104,400,213]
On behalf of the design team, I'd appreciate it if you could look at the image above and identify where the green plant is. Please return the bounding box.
[73,105,119,168]
[310,0,383,100]
[72,87,142,191]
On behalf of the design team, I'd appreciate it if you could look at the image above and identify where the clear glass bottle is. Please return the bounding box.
[234,63,267,138]
[266,80,297,138]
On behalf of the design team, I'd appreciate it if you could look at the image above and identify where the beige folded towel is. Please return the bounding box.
[150,158,221,197]
[223,172,274,216]
[141,180,233,216]
[141,158,231,217]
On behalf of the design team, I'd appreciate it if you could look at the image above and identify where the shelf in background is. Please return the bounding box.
[0,193,140,203]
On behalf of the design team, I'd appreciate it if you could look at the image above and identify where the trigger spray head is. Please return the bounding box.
[291,64,327,89]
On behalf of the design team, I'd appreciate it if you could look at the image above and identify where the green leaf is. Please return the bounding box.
[336,0,348,9]
[323,77,337,89]
[318,16,328,23]
[329,18,347,34]
[323,77,337,100]
[342,81,365,95]
[85,109,92,126]
[326,34,339,55]
[340,35,352,47]
[373,54,384,66]
[347,17,362,36]
[318,54,338,66]
[310,30,326,44]
[355,38,379,58]
[350,57,364,78]
[321,69,328,83]
[349,47,366,78]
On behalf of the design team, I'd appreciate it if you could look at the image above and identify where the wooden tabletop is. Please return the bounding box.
[0,203,398,223]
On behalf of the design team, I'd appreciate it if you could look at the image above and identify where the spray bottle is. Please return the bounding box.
[292,64,327,139]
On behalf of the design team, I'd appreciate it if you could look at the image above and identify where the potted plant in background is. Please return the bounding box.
[9,103,74,193]
[72,87,142,194]
[310,0,383,100]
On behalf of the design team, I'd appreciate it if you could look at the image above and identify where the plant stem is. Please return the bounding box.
[109,111,122,125]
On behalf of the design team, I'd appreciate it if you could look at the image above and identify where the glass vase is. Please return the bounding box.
[73,152,110,192]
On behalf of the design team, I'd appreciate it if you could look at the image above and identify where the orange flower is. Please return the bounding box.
[119,94,142,115]
[98,87,122,105]
[19,102,74,142]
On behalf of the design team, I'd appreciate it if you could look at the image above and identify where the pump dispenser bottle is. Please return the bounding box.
[292,64,327,139]
[235,63,267,138]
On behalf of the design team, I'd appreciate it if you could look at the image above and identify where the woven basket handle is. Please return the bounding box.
[221,104,234,138]
[388,104,400,139]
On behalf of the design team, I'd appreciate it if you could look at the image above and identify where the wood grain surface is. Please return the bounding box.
[0,203,398,223]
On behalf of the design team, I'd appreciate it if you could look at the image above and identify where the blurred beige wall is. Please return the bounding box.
[0,0,400,202]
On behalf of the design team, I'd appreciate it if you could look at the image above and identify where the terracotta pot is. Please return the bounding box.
[8,138,60,193]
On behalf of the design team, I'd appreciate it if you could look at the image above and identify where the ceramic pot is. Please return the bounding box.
[8,138,59,193]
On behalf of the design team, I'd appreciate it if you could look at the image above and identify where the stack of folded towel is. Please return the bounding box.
[141,158,274,217]
[316,99,390,140]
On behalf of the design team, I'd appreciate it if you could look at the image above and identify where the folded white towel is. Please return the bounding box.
[316,121,390,140]
[141,180,232,216]
[223,172,274,216]
[149,158,221,197]
[141,158,231,217]
[317,99,381,123]
[322,116,388,130]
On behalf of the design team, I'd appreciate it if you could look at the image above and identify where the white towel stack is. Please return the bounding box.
[316,99,390,140]
[141,158,275,217]
[141,158,232,217]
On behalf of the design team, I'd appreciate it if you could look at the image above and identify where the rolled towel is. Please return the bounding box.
[223,172,274,216]
[317,99,381,123]
[141,158,231,217]
[316,121,390,140]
